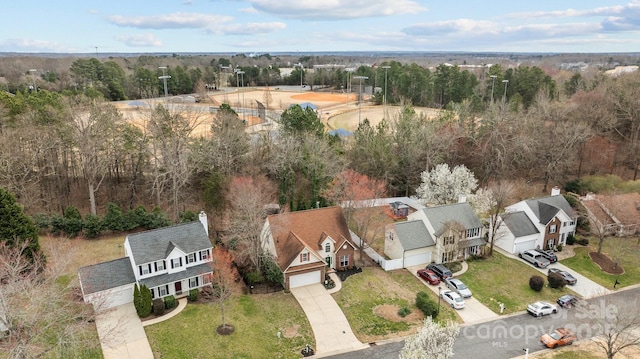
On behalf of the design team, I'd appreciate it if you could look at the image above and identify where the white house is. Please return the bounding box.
[384,202,486,267]
[495,188,577,254]
[78,212,213,311]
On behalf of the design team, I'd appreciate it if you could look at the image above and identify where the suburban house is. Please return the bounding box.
[494,188,577,254]
[78,212,213,311]
[384,202,486,267]
[261,206,358,289]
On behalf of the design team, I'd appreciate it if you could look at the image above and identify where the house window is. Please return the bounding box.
[158,285,168,297]
[155,260,165,271]
[549,225,557,234]
[466,228,480,238]
[203,274,211,284]
[150,288,155,299]
[300,252,309,262]
[189,277,199,288]
[199,249,210,260]
[325,243,331,252]
[570,220,575,226]
[139,264,151,275]
[561,233,566,244]
[171,257,182,269]
[443,236,455,245]
[340,255,349,267]
[187,253,196,264]
[563,222,567,227]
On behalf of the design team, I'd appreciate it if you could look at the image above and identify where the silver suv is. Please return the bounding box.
[519,250,551,268]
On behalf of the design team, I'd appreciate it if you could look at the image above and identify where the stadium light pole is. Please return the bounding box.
[158,66,170,100]
[236,70,246,123]
[382,65,390,107]
[490,75,497,102]
[29,69,37,93]
[297,63,304,88]
[353,75,368,126]
[502,79,509,102]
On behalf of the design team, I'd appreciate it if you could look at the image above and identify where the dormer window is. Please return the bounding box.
[300,252,309,262]
[325,243,331,253]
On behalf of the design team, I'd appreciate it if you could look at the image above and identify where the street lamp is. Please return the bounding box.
[502,79,509,101]
[158,66,171,100]
[345,68,354,101]
[489,75,497,102]
[353,75,368,126]
[438,286,442,314]
[235,70,245,123]
[29,69,37,93]
[382,65,390,106]
[296,63,304,88]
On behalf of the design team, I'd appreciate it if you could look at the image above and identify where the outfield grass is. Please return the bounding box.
[561,238,640,289]
[332,267,460,343]
[145,293,313,359]
[457,252,577,314]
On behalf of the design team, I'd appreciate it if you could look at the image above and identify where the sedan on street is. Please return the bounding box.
[527,301,557,317]
[440,290,465,309]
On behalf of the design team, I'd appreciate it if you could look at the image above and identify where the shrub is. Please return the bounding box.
[398,307,411,318]
[244,271,263,285]
[103,203,125,232]
[557,244,563,252]
[83,214,102,238]
[164,295,177,309]
[153,298,165,316]
[529,275,544,292]
[133,284,141,314]
[188,289,199,302]
[62,206,83,238]
[566,234,576,245]
[416,291,438,318]
[138,285,153,318]
[31,213,51,231]
[179,210,198,223]
[576,237,590,246]
[548,272,566,289]
[444,261,462,273]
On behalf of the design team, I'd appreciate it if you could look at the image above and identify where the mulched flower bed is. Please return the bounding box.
[589,251,624,275]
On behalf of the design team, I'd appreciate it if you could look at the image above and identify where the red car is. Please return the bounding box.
[417,269,441,285]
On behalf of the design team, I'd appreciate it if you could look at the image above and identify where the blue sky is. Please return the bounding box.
[2,0,640,53]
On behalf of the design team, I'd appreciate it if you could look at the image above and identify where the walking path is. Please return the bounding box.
[290,283,369,356]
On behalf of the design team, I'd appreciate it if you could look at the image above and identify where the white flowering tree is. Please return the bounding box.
[399,318,459,359]
[416,164,478,206]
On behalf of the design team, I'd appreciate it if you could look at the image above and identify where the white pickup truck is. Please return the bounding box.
[518,249,551,268]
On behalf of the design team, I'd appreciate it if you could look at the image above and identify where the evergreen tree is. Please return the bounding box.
[139,285,153,318]
[0,187,41,261]
[133,283,141,315]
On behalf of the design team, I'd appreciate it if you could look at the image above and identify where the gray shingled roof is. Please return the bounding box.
[459,237,487,248]
[139,263,212,288]
[422,202,483,236]
[78,257,135,295]
[395,220,435,251]
[127,221,211,264]
[502,211,540,237]
[525,195,576,224]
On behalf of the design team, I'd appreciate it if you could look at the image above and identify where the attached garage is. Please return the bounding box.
[289,270,322,288]
[513,239,536,254]
[404,250,432,267]
[78,257,137,312]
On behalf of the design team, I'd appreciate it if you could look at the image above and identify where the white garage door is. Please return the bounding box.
[98,285,134,310]
[289,270,321,288]
[514,240,536,254]
[404,252,431,267]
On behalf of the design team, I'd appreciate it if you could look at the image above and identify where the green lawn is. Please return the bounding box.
[561,238,640,289]
[332,267,460,343]
[145,293,313,359]
[457,252,577,314]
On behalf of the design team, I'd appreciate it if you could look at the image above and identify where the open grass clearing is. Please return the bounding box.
[457,252,577,314]
[39,234,126,277]
[332,266,460,343]
[145,293,313,359]
[560,238,640,290]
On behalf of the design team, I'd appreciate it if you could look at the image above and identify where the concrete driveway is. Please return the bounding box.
[408,265,499,324]
[290,284,369,356]
[95,303,154,359]
[534,262,612,298]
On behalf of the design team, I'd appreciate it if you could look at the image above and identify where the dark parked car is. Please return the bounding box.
[426,263,453,280]
[417,269,441,285]
[539,250,558,263]
[557,294,578,308]
[548,268,577,285]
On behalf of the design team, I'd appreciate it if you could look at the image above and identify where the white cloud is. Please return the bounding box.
[107,12,233,30]
[238,7,259,14]
[248,0,426,20]
[113,33,163,47]
[0,38,77,53]
[222,22,286,35]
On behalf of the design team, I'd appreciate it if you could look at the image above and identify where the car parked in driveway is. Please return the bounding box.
[417,269,441,285]
[548,268,577,285]
[540,328,576,348]
[538,250,558,263]
[426,263,453,280]
[557,294,578,309]
[519,250,551,268]
[444,278,472,298]
[527,301,557,317]
[440,290,465,309]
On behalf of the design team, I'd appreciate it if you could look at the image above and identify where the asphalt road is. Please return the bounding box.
[325,286,640,359]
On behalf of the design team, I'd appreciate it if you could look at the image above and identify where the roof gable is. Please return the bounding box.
[525,195,576,224]
[127,221,211,264]
[395,220,435,250]
[421,202,482,235]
